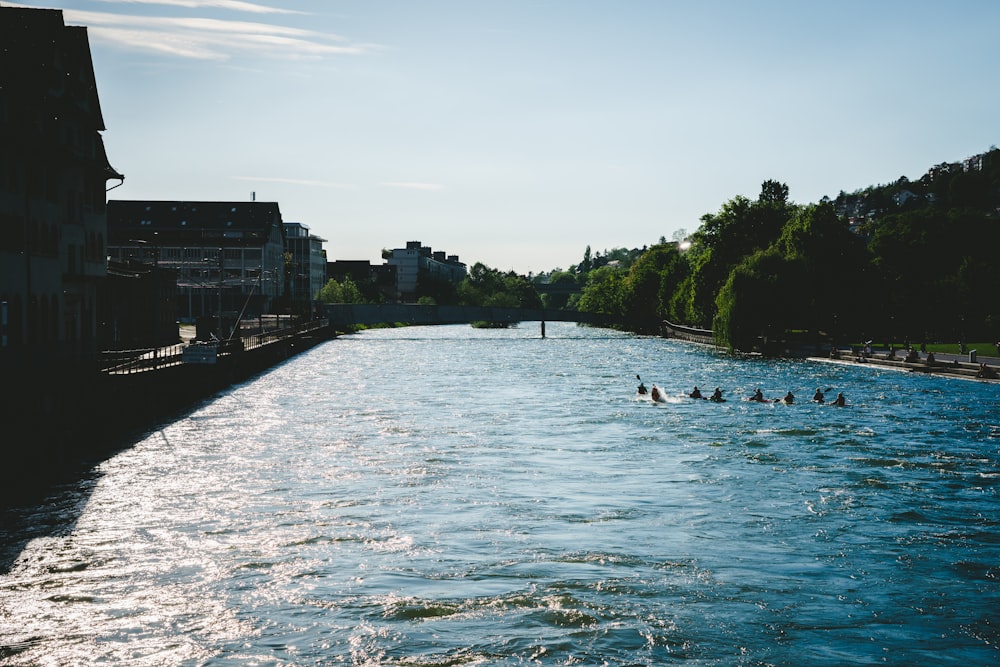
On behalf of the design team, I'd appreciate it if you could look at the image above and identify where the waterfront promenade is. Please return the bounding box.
[99,317,327,375]
[813,346,1000,383]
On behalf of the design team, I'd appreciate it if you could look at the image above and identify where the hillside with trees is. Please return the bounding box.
[570,146,1000,353]
[315,146,999,352]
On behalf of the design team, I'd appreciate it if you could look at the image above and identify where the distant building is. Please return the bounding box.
[384,241,467,301]
[283,222,327,315]
[107,200,286,334]
[327,260,375,284]
[923,161,962,183]
[0,6,124,364]
[963,154,985,172]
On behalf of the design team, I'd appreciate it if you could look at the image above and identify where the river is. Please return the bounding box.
[1,322,998,666]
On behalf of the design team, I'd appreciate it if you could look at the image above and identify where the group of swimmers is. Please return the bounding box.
[636,376,845,406]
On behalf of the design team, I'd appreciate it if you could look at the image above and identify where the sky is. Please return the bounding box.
[8,0,999,274]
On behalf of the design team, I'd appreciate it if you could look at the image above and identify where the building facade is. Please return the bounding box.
[384,241,467,301]
[0,7,123,364]
[283,222,327,315]
[107,200,286,336]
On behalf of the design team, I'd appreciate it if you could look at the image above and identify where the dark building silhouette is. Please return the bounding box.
[327,260,397,303]
[1,6,124,366]
[99,259,179,349]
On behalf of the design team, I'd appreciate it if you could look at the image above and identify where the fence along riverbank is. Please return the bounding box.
[663,318,1000,382]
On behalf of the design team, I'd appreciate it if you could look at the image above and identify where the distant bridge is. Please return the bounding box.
[322,304,635,329]
[533,282,582,296]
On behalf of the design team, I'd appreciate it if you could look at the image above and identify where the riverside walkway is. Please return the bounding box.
[813,346,1000,383]
[99,318,331,375]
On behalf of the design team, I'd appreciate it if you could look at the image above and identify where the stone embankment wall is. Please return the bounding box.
[816,348,1000,383]
[662,320,716,346]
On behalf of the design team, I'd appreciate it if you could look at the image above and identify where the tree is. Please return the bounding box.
[869,209,946,340]
[457,262,542,309]
[870,207,1000,341]
[317,277,364,304]
[415,270,458,305]
[580,246,593,273]
[683,182,795,327]
[499,271,543,309]
[758,179,789,205]
[538,270,578,310]
[777,202,872,340]
[620,243,686,332]
[576,265,626,317]
[713,249,808,352]
[548,271,577,286]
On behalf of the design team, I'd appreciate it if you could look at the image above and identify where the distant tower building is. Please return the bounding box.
[384,241,466,301]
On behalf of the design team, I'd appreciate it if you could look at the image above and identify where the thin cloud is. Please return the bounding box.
[380,182,448,192]
[234,176,357,190]
[12,5,381,61]
[94,0,302,14]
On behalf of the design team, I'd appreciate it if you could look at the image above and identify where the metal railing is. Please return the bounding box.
[99,318,330,374]
[100,344,186,374]
[238,318,328,353]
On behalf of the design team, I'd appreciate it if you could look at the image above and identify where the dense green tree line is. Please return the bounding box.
[572,148,1000,352]
[316,148,999,350]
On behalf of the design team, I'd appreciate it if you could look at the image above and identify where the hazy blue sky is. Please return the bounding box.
[11,0,999,273]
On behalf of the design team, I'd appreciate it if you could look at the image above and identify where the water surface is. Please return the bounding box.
[2,322,998,665]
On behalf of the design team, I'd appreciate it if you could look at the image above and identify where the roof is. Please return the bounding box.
[0,6,121,178]
[1,7,105,128]
[107,200,284,246]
